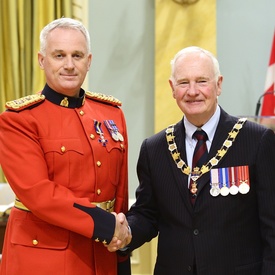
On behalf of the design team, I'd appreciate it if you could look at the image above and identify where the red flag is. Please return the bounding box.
[260,30,275,116]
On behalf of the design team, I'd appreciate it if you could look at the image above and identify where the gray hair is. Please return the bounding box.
[39,17,91,55]
[170,46,221,83]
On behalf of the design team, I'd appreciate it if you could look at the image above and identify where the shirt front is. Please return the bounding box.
[184,105,221,187]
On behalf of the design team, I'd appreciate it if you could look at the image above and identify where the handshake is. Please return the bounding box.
[106,212,132,252]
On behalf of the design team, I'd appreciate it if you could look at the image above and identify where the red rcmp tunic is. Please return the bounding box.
[0,84,129,275]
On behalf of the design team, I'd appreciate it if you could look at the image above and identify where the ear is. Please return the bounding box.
[169,79,176,98]
[87,53,92,71]
[216,75,223,96]
[38,52,45,70]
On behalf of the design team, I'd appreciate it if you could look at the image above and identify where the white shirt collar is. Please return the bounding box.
[184,105,221,148]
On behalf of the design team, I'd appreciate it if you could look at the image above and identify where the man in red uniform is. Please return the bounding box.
[0,17,131,274]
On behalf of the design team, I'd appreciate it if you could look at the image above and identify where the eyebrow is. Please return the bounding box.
[51,49,85,55]
[177,76,211,81]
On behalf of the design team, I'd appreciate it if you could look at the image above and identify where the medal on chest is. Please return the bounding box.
[210,166,250,197]
[166,118,247,197]
[94,120,108,146]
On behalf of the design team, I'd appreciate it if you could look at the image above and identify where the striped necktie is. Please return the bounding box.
[192,129,208,169]
[190,129,208,204]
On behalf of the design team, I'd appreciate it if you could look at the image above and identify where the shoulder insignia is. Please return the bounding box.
[85,91,122,107]
[5,94,45,111]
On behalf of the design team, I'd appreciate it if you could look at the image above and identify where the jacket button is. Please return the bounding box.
[61,146,66,153]
[97,189,101,195]
[193,229,199,235]
[79,110,84,116]
[32,239,38,246]
[96,161,101,167]
[90,134,95,139]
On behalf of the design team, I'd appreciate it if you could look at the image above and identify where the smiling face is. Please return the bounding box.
[38,27,92,97]
[169,51,223,127]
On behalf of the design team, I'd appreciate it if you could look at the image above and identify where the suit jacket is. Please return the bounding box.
[127,107,275,275]
[0,84,129,275]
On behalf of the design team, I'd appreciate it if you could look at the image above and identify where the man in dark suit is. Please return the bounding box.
[118,46,275,274]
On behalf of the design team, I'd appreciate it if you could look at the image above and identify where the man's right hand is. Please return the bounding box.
[106,212,132,252]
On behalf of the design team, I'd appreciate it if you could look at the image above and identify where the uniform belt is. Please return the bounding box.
[14,197,115,213]
[92,198,115,212]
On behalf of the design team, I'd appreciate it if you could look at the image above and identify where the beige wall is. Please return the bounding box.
[155,0,216,132]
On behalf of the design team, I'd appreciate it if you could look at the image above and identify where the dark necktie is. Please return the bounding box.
[190,129,208,203]
[192,129,208,169]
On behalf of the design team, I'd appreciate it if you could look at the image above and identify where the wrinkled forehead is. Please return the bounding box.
[175,51,213,66]
[46,28,89,52]
[175,53,216,77]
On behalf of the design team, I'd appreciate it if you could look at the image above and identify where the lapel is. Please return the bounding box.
[170,119,193,211]
[166,109,238,209]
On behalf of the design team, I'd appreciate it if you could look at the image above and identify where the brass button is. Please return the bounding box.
[102,240,107,245]
[61,146,66,153]
[79,110,84,116]
[96,161,101,167]
[120,144,124,149]
[32,239,38,246]
[97,189,101,195]
[90,134,95,139]
[95,238,100,242]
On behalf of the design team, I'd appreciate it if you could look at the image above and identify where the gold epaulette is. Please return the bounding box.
[85,91,122,107]
[5,94,45,111]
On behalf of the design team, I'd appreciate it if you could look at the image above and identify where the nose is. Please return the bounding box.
[186,82,198,96]
[64,56,75,70]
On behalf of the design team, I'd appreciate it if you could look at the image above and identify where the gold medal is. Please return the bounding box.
[190,168,200,196]
[190,182,198,194]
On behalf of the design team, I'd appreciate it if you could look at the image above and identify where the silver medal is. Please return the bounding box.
[229,184,238,195]
[210,182,220,197]
[220,186,230,196]
[239,182,250,194]
[210,187,220,197]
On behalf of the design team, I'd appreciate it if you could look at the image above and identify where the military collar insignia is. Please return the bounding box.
[5,94,45,111]
[60,97,69,107]
[42,84,85,108]
[85,91,122,107]
[166,117,247,179]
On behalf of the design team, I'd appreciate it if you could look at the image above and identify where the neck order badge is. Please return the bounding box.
[166,117,247,201]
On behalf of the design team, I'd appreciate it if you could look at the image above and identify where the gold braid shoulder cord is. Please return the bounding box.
[166,117,247,194]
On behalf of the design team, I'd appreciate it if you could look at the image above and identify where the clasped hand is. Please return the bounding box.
[105,212,132,252]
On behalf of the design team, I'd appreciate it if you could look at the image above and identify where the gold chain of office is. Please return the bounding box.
[166,117,247,178]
